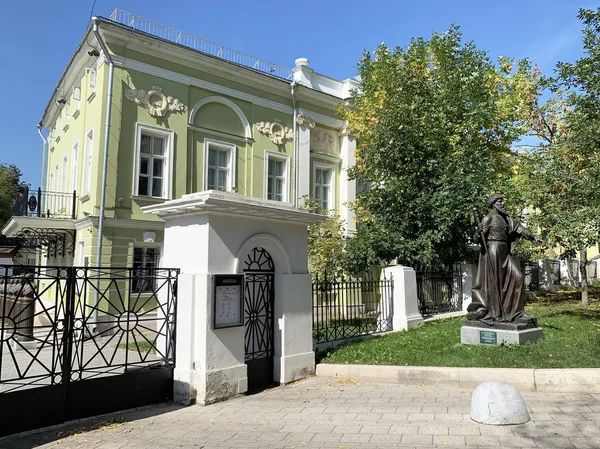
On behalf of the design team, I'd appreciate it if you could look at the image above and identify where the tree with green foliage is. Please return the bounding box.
[342,26,538,272]
[512,8,600,305]
[303,196,346,277]
[0,163,26,246]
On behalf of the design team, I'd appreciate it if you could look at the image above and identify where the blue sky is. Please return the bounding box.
[0,0,592,188]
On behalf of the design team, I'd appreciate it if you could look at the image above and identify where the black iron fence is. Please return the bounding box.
[521,260,540,292]
[312,272,393,345]
[416,269,463,316]
[12,187,77,219]
[0,265,178,437]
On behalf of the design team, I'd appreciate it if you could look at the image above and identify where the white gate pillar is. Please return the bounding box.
[383,265,423,331]
[143,191,325,405]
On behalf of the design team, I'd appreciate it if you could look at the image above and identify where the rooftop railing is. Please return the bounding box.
[108,9,293,81]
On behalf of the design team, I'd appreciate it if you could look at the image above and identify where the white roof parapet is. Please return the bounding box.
[142,190,327,224]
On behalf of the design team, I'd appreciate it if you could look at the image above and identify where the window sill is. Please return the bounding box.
[87,91,96,102]
[80,194,90,203]
[55,136,61,143]
[63,124,69,132]
[131,195,168,203]
[73,109,80,119]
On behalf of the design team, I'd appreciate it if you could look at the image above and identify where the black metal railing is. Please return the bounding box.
[521,260,540,292]
[0,265,178,394]
[553,260,562,285]
[12,187,77,219]
[312,272,393,345]
[416,269,463,316]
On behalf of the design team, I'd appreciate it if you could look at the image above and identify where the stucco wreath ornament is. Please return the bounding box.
[125,86,185,117]
[255,121,293,145]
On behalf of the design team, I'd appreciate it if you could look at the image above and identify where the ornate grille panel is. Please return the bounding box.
[243,273,274,361]
[0,265,178,436]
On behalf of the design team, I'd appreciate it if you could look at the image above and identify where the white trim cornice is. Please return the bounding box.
[113,56,344,129]
[74,216,165,231]
[188,124,251,144]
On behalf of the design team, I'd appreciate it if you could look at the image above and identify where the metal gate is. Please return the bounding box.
[0,265,178,437]
[416,268,463,316]
[242,248,274,392]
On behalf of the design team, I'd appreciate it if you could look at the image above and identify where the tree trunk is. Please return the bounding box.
[580,247,589,306]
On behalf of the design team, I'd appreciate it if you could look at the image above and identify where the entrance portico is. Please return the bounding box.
[143,190,325,404]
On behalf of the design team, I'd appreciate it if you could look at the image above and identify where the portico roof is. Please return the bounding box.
[142,190,327,224]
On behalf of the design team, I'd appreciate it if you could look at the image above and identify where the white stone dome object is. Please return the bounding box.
[471,380,530,425]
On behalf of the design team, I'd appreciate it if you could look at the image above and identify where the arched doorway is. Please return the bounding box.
[242,247,275,392]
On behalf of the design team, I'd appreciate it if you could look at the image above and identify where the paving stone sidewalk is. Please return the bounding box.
[2,376,600,449]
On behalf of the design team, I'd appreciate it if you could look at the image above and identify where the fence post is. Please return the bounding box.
[460,263,473,313]
[383,265,423,331]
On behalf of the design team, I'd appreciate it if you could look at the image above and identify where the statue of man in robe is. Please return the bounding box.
[467,194,543,326]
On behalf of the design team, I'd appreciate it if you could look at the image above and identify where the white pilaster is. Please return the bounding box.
[340,133,356,237]
[383,265,423,331]
[461,263,474,313]
[297,119,312,203]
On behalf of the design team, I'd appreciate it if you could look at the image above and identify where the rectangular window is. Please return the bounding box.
[314,167,333,212]
[138,134,166,197]
[73,84,81,115]
[71,142,78,193]
[64,103,70,127]
[132,247,160,293]
[266,154,288,202]
[204,140,235,192]
[134,125,173,199]
[82,129,93,197]
[49,164,59,214]
[61,155,68,209]
[88,69,96,98]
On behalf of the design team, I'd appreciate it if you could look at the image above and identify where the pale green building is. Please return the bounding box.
[3,10,359,276]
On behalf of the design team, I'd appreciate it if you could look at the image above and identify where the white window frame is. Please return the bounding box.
[131,245,161,294]
[61,154,68,210]
[87,68,96,100]
[70,141,79,194]
[73,84,81,117]
[312,162,336,214]
[50,164,59,214]
[63,103,70,130]
[81,127,94,199]
[133,124,174,199]
[203,139,237,192]
[264,151,290,203]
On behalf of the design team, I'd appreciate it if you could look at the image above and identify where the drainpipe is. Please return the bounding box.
[290,82,297,207]
[91,17,114,330]
[37,123,48,268]
[37,123,48,209]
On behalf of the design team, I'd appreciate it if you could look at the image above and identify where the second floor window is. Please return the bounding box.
[138,134,166,197]
[204,140,236,192]
[266,154,287,202]
[134,124,173,199]
[314,167,333,212]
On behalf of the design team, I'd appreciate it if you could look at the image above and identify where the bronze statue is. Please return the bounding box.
[467,194,543,327]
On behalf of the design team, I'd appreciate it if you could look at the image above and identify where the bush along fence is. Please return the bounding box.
[312,271,393,345]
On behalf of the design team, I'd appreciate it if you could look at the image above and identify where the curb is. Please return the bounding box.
[316,363,600,393]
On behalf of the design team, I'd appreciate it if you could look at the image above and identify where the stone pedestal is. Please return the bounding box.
[461,322,544,346]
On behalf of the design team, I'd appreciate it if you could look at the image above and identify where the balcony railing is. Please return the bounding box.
[12,188,77,219]
[108,9,293,80]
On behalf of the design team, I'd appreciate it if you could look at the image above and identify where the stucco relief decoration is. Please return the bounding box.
[311,127,338,153]
[125,86,185,117]
[255,120,293,145]
[296,114,315,129]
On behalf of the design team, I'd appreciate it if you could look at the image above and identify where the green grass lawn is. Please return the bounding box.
[117,340,157,355]
[318,286,600,369]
